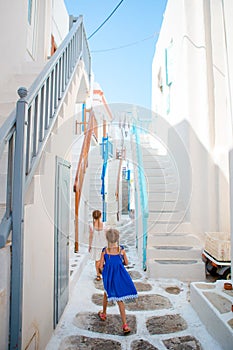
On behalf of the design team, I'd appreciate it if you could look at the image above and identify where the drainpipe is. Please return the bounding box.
[10,88,28,349]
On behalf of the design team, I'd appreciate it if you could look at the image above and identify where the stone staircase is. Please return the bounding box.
[70,125,103,255]
[140,138,205,281]
[86,145,103,219]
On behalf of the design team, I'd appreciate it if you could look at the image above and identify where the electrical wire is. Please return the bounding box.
[87,0,125,40]
[90,32,159,53]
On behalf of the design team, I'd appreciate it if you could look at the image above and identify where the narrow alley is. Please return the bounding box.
[46,216,223,350]
[1,2,233,349]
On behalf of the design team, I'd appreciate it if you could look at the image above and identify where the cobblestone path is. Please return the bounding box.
[46,218,223,350]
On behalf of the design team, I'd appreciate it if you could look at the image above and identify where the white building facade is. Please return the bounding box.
[0,1,91,349]
[152,0,233,246]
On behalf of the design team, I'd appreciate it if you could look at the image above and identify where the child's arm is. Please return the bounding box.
[122,249,129,266]
[88,225,93,252]
[99,250,105,270]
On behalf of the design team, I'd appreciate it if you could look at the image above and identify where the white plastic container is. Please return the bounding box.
[204,232,231,262]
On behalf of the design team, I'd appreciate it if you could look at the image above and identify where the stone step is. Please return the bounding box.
[141,151,160,158]
[147,221,194,234]
[89,170,102,177]
[88,162,102,169]
[88,169,102,176]
[89,195,102,202]
[151,159,172,167]
[88,194,102,203]
[89,181,102,187]
[142,145,162,152]
[142,151,171,161]
[147,258,205,281]
[142,151,167,158]
[141,148,166,155]
[148,192,179,201]
[148,201,183,211]
[147,245,202,260]
[87,196,102,205]
[145,175,177,185]
[148,211,185,222]
[148,195,180,205]
[143,161,168,170]
[147,233,202,247]
[148,188,178,195]
[147,183,178,191]
[86,145,103,213]
[142,151,170,160]
[144,167,175,177]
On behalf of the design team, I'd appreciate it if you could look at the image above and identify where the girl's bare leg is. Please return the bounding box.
[95,260,101,277]
[117,301,127,325]
[103,292,108,314]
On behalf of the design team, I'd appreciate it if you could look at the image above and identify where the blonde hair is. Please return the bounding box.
[106,228,119,246]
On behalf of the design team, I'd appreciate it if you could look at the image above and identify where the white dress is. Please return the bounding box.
[89,224,106,261]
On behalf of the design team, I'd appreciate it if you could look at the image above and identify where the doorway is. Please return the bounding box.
[54,157,71,326]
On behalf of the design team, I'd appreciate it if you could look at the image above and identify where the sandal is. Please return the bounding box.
[98,311,106,321]
[122,323,131,334]
[96,275,101,281]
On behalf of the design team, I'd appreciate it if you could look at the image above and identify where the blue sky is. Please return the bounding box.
[64,0,168,110]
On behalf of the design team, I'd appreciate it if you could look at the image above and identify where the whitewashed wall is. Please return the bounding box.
[22,62,88,349]
[0,1,80,349]
[152,0,233,235]
[0,0,69,95]
[52,0,69,47]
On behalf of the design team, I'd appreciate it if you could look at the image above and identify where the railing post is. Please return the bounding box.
[10,87,28,350]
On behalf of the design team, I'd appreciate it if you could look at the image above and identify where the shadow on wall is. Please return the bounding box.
[168,119,230,235]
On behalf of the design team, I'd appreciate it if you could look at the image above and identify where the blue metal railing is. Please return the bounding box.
[133,122,149,270]
[0,16,91,349]
[100,136,113,221]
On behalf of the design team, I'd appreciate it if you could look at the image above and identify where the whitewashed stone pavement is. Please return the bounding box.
[46,217,224,350]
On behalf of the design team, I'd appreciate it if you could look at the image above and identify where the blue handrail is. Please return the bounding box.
[100,136,113,222]
[133,122,149,270]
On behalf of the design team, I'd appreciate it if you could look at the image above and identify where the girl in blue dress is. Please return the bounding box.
[98,228,138,334]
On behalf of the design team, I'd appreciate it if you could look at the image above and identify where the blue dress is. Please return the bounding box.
[102,245,138,302]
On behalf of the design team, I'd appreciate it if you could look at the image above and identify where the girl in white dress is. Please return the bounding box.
[88,210,106,280]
